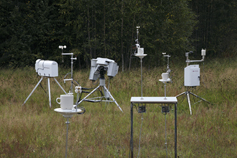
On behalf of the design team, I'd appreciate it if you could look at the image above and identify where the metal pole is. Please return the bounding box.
[54,78,67,94]
[22,77,44,105]
[130,103,134,158]
[77,85,101,106]
[175,91,186,98]
[187,92,192,115]
[137,114,144,158]
[136,28,139,44]
[65,118,70,158]
[164,83,166,99]
[103,86,123,112]
[70,54,73,93]
[175,103,177,158]
[140,58,143,97]
[189,92,211,104]
[48,78,51,107]
[165,114,168,158]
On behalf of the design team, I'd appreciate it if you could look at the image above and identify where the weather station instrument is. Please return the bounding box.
[162,52,172,83]
[129,27,178,158]
[22,59,67,107]
[75,57,123,112]
[159,52,172,101]
[59,45,77,94]
[158,53,174,158]
[176,49,211,115]
[54,46,85,158]
[134,26,147,113]
[54,93,85,158]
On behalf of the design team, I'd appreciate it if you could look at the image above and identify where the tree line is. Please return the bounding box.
[0,0,236,69]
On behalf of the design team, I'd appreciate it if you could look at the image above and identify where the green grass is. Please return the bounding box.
[0,57,236,157]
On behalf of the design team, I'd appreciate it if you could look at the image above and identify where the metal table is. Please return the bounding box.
[130,97,178,158]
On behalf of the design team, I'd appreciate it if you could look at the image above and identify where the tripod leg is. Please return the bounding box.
[48,78,51,108]
[176,91,186,98]
[22,77,44,106]
[189,92,211,104]
[187,92,192,115]
[54,78,67,94]
[103,86,123,112]
[77,85,101,106]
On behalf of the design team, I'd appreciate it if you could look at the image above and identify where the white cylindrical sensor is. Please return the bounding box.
[201,49,206,56]
[138,48,144,55]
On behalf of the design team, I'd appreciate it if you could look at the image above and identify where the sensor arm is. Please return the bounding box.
[61,51,77,93]
[186,49,206,66]
[186,56,205,63]
[62,53,74,56]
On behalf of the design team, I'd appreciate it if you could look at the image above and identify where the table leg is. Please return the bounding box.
[175,103,177,158]
[130,103,133,158]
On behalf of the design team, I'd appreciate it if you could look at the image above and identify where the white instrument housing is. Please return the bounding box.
[35,59,58,77]
[184,65,200,86]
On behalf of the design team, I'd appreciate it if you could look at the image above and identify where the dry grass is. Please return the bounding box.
[0,57,236,157]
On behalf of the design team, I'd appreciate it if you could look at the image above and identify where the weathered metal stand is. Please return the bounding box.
[76,67,123,112]
[130,97,178,158]
[176,87,211,115]
[54,108,83,158]
[22,77,67,107]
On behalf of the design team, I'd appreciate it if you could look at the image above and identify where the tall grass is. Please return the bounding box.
[0,57,236,157]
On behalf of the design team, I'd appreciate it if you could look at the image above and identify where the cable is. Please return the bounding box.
[73,79,80,86]
[137,113,144,158]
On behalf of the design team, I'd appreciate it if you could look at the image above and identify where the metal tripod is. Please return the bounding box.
[77,78,123,112]
[22,77,67,107]
[176,87,211,115]
[76,68,123,112]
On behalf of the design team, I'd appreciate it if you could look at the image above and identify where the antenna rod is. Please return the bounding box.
[134,26,147,97]
[140,58,143,97]
[136,27,139,44]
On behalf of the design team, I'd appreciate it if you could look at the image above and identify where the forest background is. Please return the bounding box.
[0,0,236,69]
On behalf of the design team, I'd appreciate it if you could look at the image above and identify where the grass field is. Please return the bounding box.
[0,57,236,157]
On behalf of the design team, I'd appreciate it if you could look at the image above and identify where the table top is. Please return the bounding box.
[130,97,177,104]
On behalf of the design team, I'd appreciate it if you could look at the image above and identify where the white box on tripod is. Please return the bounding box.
[184,65,200,86]
[107,62,119,77]
[35,59,58,77]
